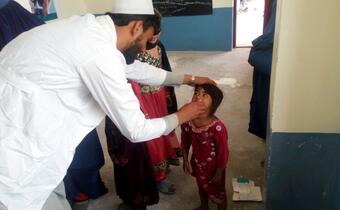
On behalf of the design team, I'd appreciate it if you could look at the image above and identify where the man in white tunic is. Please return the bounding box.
[0,0,215,209]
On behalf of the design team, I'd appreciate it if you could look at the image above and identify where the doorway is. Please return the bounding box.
[234,0,265,47]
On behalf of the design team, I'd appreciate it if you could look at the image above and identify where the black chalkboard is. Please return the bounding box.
[153,0,213,17]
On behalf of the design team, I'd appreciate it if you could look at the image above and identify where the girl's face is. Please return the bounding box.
[149,32,161,44]
[192,87,212,115]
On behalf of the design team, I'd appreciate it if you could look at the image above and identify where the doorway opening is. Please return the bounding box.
[234,0,265,47]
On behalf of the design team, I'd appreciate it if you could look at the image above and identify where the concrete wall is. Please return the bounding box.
[161,0,233,51]
[83,0,112,14]
[53,0,234,51]
[214,0,233,8]
[80,0,233,14]
[54,0,87,18]
[270,0,340,133]
[266,0,340,209]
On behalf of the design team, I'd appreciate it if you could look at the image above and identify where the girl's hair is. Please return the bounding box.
[195,84,223,115]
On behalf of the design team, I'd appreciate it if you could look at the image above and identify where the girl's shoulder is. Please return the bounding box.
[182,117,227,134]
[186,118,221,134]
[210,117,227,133]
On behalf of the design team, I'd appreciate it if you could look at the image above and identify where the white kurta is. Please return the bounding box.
[0,14,177,210]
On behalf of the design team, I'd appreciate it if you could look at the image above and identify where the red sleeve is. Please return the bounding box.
[181,123,191,153]
[214,122,229,169]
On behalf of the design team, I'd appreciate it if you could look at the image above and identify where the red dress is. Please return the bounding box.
[135,49,179,182]
[181,119,229,201]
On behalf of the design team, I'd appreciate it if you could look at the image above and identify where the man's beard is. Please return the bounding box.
[123,44,140,65]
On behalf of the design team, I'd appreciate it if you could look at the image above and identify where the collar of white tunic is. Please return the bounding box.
[95,15,117,48]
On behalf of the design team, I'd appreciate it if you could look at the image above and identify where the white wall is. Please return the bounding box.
[213,0,233,8]
[83,0,112,14]
[270,0,340,133]
[53,0,234,18]
[82,0,235,14]
[82,0,234,14]
[54,0,87,18]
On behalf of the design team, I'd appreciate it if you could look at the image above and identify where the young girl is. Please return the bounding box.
[181,84,229,210]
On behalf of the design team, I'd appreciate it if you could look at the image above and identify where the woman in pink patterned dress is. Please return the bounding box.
[182,84,229,210]
[135,9,181,194]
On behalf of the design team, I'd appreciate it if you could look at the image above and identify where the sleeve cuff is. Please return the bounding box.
[162,72,184,86]
[163,113,179,135]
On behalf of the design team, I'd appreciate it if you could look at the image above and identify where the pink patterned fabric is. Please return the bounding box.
[181,119,229,200]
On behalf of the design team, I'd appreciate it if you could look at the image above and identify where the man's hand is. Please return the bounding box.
[183,74,216,86]
[176,101,206,124]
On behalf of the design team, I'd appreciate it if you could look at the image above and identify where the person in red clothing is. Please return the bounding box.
[135,9,181,194]
[181,84,229,210]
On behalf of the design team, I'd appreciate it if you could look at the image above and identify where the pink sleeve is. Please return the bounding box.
[214,122,229,169]
[181,124,191,153]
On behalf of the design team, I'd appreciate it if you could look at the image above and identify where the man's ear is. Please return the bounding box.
[129,20,144,39]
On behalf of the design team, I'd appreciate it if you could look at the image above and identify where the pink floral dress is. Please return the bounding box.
[181,118,229,201]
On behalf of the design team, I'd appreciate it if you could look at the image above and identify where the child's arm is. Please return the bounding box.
[181,124,192,174]
[211,123,229,185]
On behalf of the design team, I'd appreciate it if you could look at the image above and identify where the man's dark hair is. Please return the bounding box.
[195,84,224,115]
[153,9,162,35]
[105,12,160,32]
